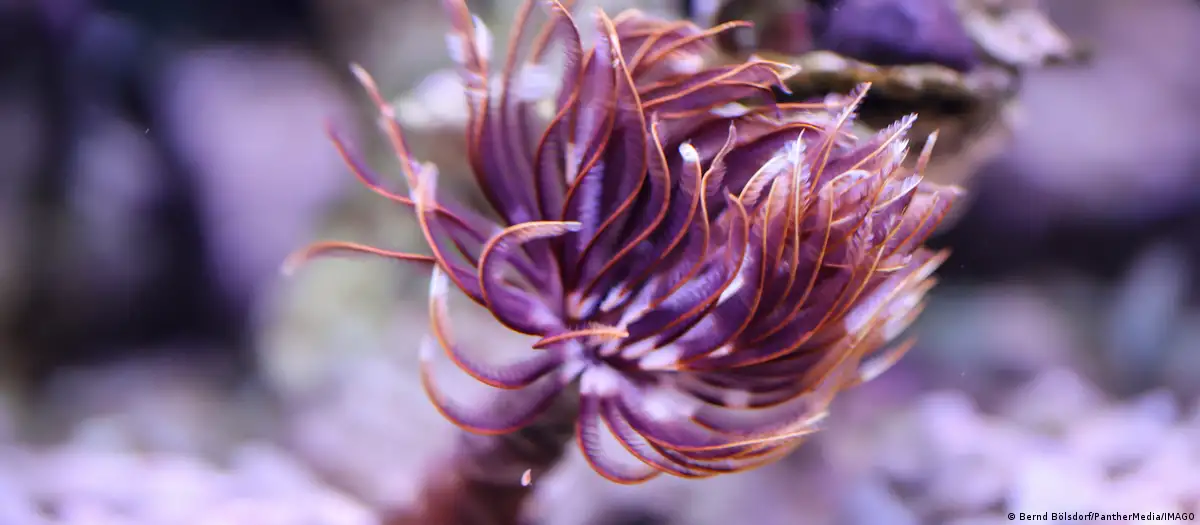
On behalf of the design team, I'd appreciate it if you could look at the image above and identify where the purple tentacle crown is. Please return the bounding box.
[288,0,962,483]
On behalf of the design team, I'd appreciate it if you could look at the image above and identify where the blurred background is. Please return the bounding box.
[0,0,1198,523]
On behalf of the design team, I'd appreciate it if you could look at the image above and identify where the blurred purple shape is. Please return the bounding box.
[810,0,980,71]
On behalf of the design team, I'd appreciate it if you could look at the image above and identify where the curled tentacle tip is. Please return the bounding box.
[419,335,438,362]
[679,142,700,162]
[279,263,299,279]
[943,185,967,198]
[280,248,316,278]
[922,130,940,154]
[429,265,450,298]
[349,63,372,84]
[779,63,803,81]
[322,118,340,135]
[916,130,940,172]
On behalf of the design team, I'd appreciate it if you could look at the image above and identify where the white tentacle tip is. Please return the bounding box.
[418,335,438,362]
[679,142,700,163]
[349,63,371,84]
[429,266,450,299]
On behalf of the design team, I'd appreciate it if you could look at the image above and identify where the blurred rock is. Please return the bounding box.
[263,283,557,513]
[283,347,453,512]
[992,0,1200,222]
[1162,312,1200,400]
[0,390,15,443]
[705,0,1084,198]
[1102,242,1191,395]
[0,440,377,525]
[911,285,1079,404]
[0,363,375,525]
[1064,390,1177,479]
[828,372,1200,524]
[20,354,271,455]
[0,6,358,386]
[999,367,1103,435]
[958,0,1084,68]
[160,45,355,334]
[1009,451,1106,514]
[815,0,980,71]
[839,479,919,525]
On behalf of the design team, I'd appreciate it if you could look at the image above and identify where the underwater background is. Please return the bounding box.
[1,0,1199,523]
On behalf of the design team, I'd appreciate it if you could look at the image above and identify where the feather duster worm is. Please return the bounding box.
[289,0,961,484]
